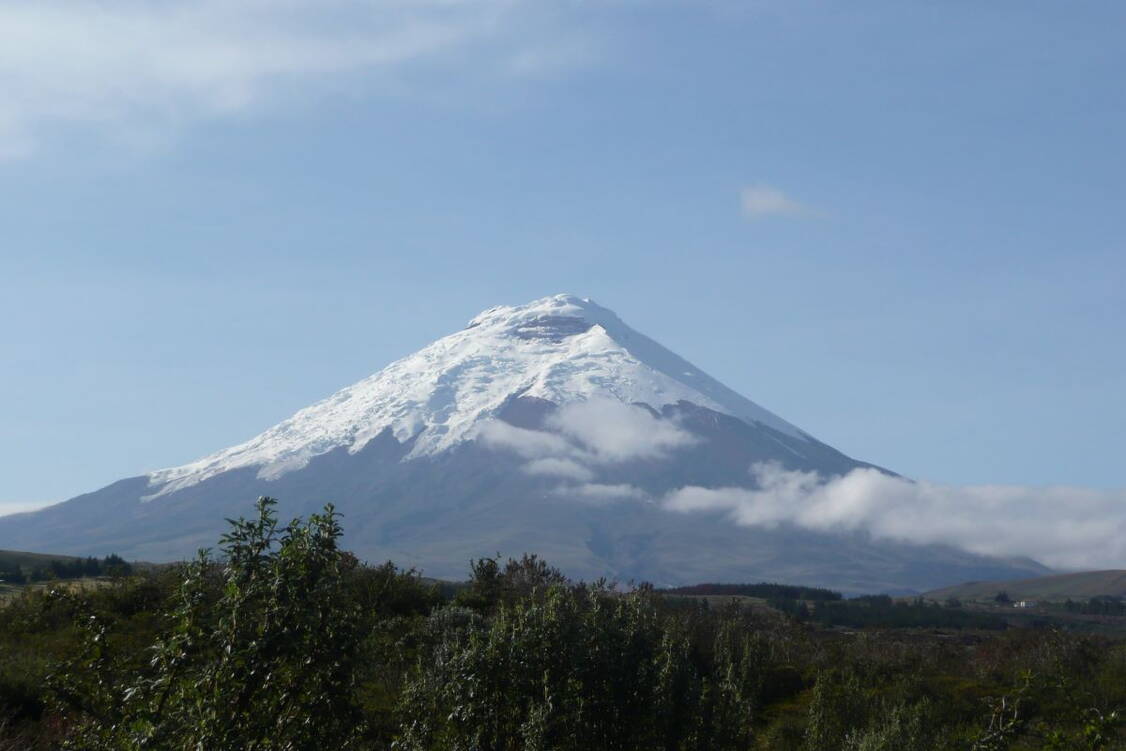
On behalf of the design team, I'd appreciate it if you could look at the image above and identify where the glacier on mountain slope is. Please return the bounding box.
[145,294,810,499]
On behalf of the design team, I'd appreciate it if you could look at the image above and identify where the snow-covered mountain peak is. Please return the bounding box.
[144,294,809,498]
[466,294,618,337]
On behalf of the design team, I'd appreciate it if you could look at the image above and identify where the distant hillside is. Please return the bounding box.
[0,548,84,570]
[0,549,144,590]
[1,549,85,590]
[925,570,1126,602]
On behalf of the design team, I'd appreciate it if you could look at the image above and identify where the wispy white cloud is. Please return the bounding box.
[665,463,1126,571]
[479,399,697,499]
[479,420,576,460]
[480,399,698,467]
[0,0,600,158]
[740,184,810,220]
[545,399,699,463]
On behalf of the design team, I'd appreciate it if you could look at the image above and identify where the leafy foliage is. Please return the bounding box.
[399,583,768,750]
[55,497,369,750]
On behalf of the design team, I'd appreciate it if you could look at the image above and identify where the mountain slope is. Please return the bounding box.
[0,294,1049,593]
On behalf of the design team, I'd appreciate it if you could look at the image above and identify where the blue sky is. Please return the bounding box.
[1,1,1124,513]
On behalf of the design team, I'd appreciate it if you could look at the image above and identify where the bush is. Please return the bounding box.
[57,497,369,750]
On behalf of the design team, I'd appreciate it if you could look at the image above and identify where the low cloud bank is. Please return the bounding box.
[481,405,1126,570]
[665,463,1126,571]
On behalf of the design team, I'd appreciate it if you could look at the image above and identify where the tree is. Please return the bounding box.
[0,561,24,585]
[397,582,769,751]
[58,497,369,750]
[454,553,568,613]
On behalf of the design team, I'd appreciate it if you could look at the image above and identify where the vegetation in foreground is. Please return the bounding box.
[0,498,1123,750]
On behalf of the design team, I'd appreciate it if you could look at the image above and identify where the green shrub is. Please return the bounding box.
[57,497,369,750]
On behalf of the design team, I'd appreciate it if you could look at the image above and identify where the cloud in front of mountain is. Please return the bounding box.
[665,463,1126,571]
[480,398,698,469]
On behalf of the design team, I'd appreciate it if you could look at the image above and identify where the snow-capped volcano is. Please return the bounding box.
[0,294,1048,593]
[147,294,807,497]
